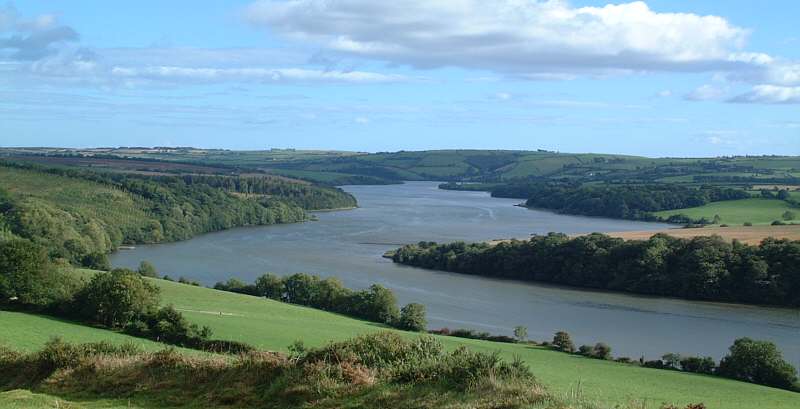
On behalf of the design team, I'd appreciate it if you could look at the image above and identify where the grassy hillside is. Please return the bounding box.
[654,198,798,226]
[3,270,780,409]
[0,311,200,355]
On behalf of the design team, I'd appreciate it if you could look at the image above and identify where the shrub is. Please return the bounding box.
[718,338,797,389]
[81,252,110,270]
[552,331,575,353]
[396,303,427,332]
[137,260,158,277]
[680,356,716,374]
[74,269,160,328]
[743,222,753,226]
[141,305,212,347]
[577,345,593,356]
[201,339,256,354]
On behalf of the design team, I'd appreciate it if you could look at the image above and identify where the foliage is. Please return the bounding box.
[73,269,160,328]
[392,234,800,307]
[552,331,575,353]
[396,303,427,332]
[0,239,74,308]
[137,261,158,277]
[214,273,417,329]
[717,338,798,389]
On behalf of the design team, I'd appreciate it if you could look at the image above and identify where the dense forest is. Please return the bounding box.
[0,161,355,268]
[441,181,752,222]
[391,234,800,307]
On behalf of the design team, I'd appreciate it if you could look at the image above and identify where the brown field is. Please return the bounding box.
[488,225,800,246]
[591,225,800,245]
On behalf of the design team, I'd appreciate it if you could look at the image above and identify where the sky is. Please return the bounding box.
[1,0,798,157]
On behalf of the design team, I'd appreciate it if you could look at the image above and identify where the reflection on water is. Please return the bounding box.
[111,182,800,362]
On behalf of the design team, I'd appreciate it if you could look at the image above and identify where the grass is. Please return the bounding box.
[653,198,799,226]
[45,270,799,408]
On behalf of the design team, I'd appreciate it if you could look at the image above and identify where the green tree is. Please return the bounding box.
[0,239,71,307]
[662,353,681,369]
[137,260,158,277]
[782,210,796,221]
[513,326,528,342]
[552,331,576,353]
[718,338,797,389]
[254,273,284,300]
[75,269,160,328]
[592,342,612,360]
[397,303,427,331]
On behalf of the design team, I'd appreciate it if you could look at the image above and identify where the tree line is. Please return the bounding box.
[391,233,800,307]
[486,182,750,221]
[213,273,427,332]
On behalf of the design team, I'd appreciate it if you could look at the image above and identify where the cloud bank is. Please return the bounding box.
[245,0,749,75]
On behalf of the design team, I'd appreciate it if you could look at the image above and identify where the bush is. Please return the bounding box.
[577,345,593,356]
[201,339,256,354]
[552,331,575,353]
[680,356,716,374]
[137,260,158,277]
[743,222,753,226]
[141,305,212,347]
[74,269,160,328]
[81,252,110,270]
[718,338,797,389]
[396,303,427,331]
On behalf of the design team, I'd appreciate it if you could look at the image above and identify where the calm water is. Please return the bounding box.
[111,181,800,362]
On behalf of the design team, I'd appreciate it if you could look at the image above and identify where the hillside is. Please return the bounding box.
[5,147,799,186]
[0,163,355,266]
[2,271,796,409]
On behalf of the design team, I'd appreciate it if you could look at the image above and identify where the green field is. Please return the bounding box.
[3,271,797,409]
[654,198,799,226]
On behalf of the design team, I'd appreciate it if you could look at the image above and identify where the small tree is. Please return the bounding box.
[718,338,797,389]
[397,303,427,331]
[75,269,160,328]
[661,353,681,369]
[712,214,722,224]
[577,345,593,356]
[552,331,575,353]
[512,326,528,342]
[592,342,612,360]
[782,210,796,221]
[137,261,158,277]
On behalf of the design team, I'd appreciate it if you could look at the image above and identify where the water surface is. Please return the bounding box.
[112,182,800,362]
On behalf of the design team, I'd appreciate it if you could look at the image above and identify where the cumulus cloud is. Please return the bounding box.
[245,0,749,75]
[0,5,78,60]
[729,85,800,104]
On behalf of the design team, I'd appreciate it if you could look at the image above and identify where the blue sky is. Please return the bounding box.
[1,0,798,156]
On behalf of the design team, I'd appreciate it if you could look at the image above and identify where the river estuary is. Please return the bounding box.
[111,181,800,363]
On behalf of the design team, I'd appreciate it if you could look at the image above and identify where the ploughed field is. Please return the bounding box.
[1,270,798,409]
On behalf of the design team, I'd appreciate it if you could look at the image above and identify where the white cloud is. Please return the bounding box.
[245,0,748,75]
[107,66,407,84]
[684,84,726,101]
[656,90,672,98]
[354,116,370,124]
[729,85,800,104]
